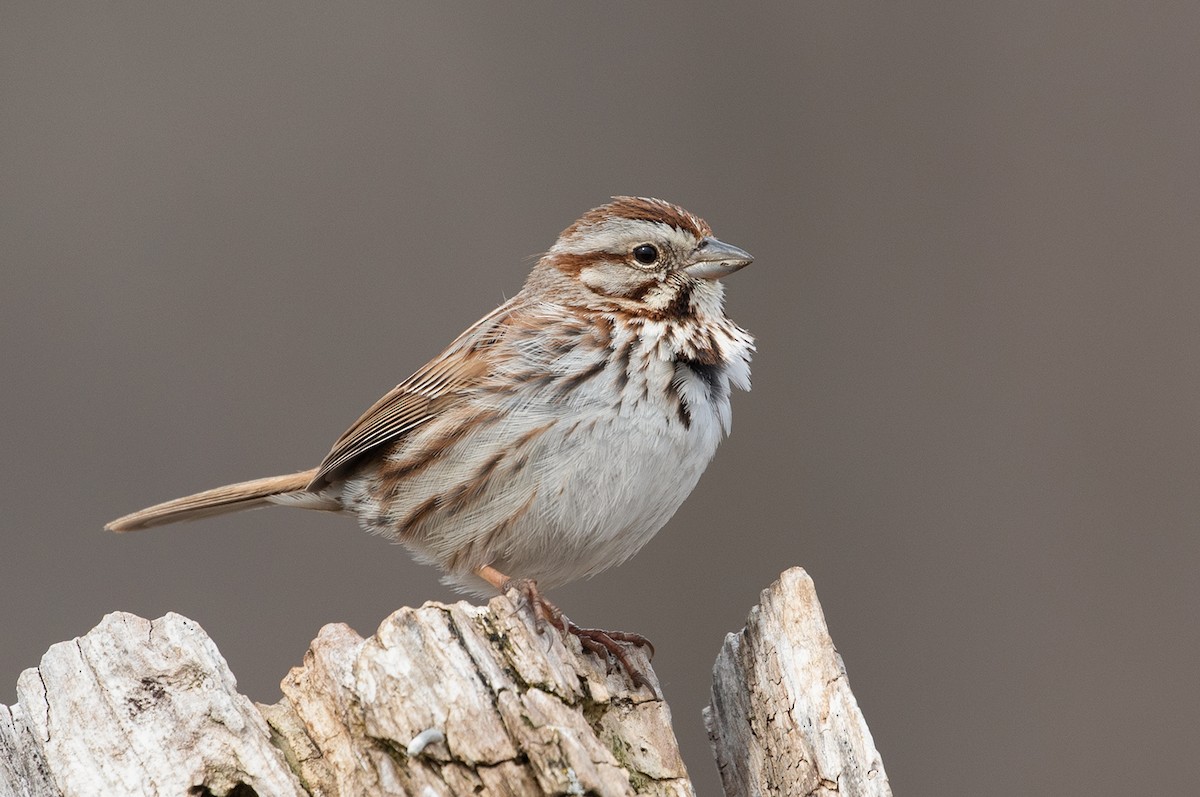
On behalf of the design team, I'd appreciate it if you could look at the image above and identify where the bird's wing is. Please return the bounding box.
[307,299,518,489]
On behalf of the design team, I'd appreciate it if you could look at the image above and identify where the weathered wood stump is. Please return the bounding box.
[1,567,889,796]
[706,568,891,796]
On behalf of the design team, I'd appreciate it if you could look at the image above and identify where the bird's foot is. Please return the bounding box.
[559,621,655,690]
[476,565,655,691]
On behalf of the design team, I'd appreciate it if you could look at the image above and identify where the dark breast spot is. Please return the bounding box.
[675,354,726,399]
[664,284,693,319]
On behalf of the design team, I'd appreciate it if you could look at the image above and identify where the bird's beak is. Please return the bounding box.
[682,236,754,280]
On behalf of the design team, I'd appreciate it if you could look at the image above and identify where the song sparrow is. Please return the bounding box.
[107,197,754,685]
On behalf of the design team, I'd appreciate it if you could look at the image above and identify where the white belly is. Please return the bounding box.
[490,383,726,588]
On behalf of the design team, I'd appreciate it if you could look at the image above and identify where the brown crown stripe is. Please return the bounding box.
[566,197,712,239]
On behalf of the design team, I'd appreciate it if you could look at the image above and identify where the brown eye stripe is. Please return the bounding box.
[549,246,669,279]
[547,251,605,275]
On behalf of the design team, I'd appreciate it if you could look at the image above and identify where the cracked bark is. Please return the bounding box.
[1,568,888,796]
[705,568,892,796]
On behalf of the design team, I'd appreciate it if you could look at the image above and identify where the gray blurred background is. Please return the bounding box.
[3,3,1198,794]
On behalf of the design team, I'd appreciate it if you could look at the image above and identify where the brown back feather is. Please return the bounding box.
[307,299,518,488]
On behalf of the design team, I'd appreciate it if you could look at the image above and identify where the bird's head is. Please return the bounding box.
[529,196,752,319]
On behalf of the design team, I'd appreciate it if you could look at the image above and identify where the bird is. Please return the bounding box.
[107,196,754,684]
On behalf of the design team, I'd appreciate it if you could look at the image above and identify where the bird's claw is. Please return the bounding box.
[499,576,656,691]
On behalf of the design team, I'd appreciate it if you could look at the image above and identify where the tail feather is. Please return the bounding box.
[106,467,332,532]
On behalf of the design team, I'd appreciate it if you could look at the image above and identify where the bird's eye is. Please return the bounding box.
[632,244,659,265]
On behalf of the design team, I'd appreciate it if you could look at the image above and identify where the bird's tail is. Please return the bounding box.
[105,467,335,532]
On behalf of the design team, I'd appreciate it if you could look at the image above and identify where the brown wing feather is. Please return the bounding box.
[307,299,519,488]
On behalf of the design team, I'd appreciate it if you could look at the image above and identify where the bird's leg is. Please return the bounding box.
[475,565,655,689]
[476,564,566,633]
